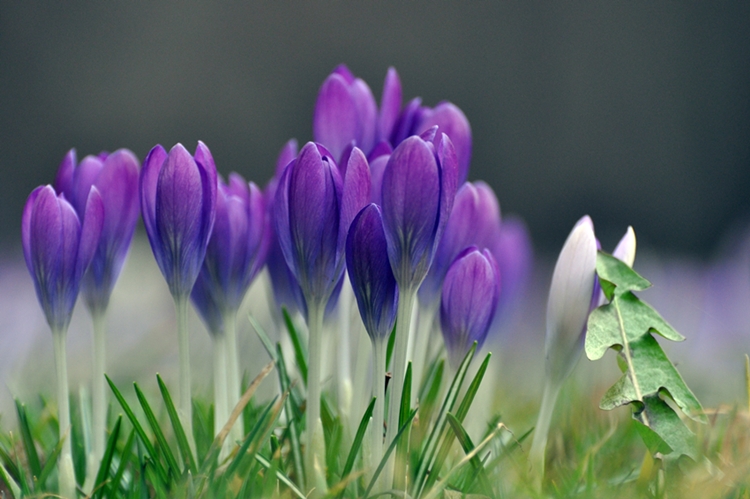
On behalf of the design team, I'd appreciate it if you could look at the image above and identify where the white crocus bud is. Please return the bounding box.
[544,215,598,382]
[613,225,637,267]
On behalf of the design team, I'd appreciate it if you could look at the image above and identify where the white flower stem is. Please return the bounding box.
[371,337,387,492]
[213,332,230,458]
[412,301,437,404]
[529,376,562,490]
[384,284,416,488]
[52,327,76,498]
[91,310,107,463]
[223,310,244,442]
[305,303,327,496]
[174,295,196,456]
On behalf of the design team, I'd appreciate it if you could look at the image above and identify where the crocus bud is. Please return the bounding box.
[346,204,398,341]
[545,215,598,381]
[275,142,369,311]
[55,149,140,314]
[314,65,378,163]
[419,181,501,306]
[140,142,218,299]
[440,247,500,368]
[22,185,104,331]
[381,133,459,290]
[613,226,637,267]
[190,175,269,333]
[378,67,402,144]
[416,102,472,184]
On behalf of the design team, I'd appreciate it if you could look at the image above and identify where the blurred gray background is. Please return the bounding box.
[2,2,749,256]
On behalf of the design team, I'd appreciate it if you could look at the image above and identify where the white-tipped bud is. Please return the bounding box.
[545,215,598,381]
[612,225,637,268]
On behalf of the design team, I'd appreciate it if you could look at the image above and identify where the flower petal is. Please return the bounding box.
[313,72,359,162]
[418,102,472,184]
[378,67,402,143]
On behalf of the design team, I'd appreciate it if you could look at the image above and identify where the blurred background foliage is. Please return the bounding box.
[1,2,749,256]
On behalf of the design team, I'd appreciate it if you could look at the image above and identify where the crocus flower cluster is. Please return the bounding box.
[22,64,535,498]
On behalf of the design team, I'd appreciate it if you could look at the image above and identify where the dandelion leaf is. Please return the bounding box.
[585,251,704,460]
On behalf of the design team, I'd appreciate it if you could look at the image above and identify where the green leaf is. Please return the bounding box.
[445,413,493,496]
[586,292,684,360]
[336,397,376,499]
[35,433,63,489]
[275,343,304,487]
[157,374,196,475]
[596,251,651,299]
[134,382,181,476]
[92,416,122,499]
[0,459,21,499]
[14,400,41,484]
[363,408,418,499]
[108,428,136,497]
[254,454,306,499]
[283,307,308,385]
[599,334,704,423]
[633,395,698,460]
[106,375,169,485]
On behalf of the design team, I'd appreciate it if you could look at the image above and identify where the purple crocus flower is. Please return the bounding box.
[313,65,377,163]
[55,148,140,314]
[274,141,370,312]
[415,102,472,184]
[490,215,533,327]
[378,67,402,145]
[419,181,502,307]
[346,204,398,340]
[140,142,218,298]
[190,175,268,331]
[22,185,104,332]
[381,131,459,290]
[440,247,500,369]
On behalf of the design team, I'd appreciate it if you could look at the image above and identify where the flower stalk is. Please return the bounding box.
[52,328,76,498]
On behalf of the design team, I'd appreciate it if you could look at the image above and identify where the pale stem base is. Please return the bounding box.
[371,338,387,493]
[91,310,107,462]
[213,332,230,459]
[53,328,76,498]
[223,310,244,443]
[174,296,196,456]
[384,285,416,489]
[305,304,327,497]
[412,301,438,405]
[529,377,563,490]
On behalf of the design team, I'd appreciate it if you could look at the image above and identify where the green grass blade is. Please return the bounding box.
[412,342,477,498]
[425,352,491,491]
[14,400,41,482]
[445,413,493,495]
[106,375,169,485]
[109,428,136,497]
[393,362,413,491]
[248,312,278,362]
[336,397,376,499]
[36,433,64,488]
[363,408,418,499]
[254,454,306,499]
[0,458,21,498]
[224,397,276,477]
[385,322,396,371]
[134,382,180,477]
[157,374,196,474]
[282,307,308,385]
[91,415,122,499]
[276,343,304,486]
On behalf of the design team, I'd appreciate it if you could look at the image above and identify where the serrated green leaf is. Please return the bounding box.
[596,251,651,298]
[586,292,684,361]
[633,395,698,460]
[599,334,704,423]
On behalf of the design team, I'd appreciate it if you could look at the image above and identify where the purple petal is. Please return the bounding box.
[440,248,499,368]
[76,187,104,282]
[30,187,64,303]
[333,64,355,83]
[417,102,472,184]
[491,216,533,318]
[369,154,389,206]
[350,78,377,154]
[245,182,269,281]
[346,204,398,340]
[21,186,44,276]
[54,149,76,200]
[368,141,393,162]
[140,144,168,250]
[275,139,299,178]
[381,136,441,286]
[70,155,104,214]
[340,147,371,240]
[194,140,218,253]
[378,67,402,143]
[313,73,359,163]
[390,97,422,145]
[435,133,459,247]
